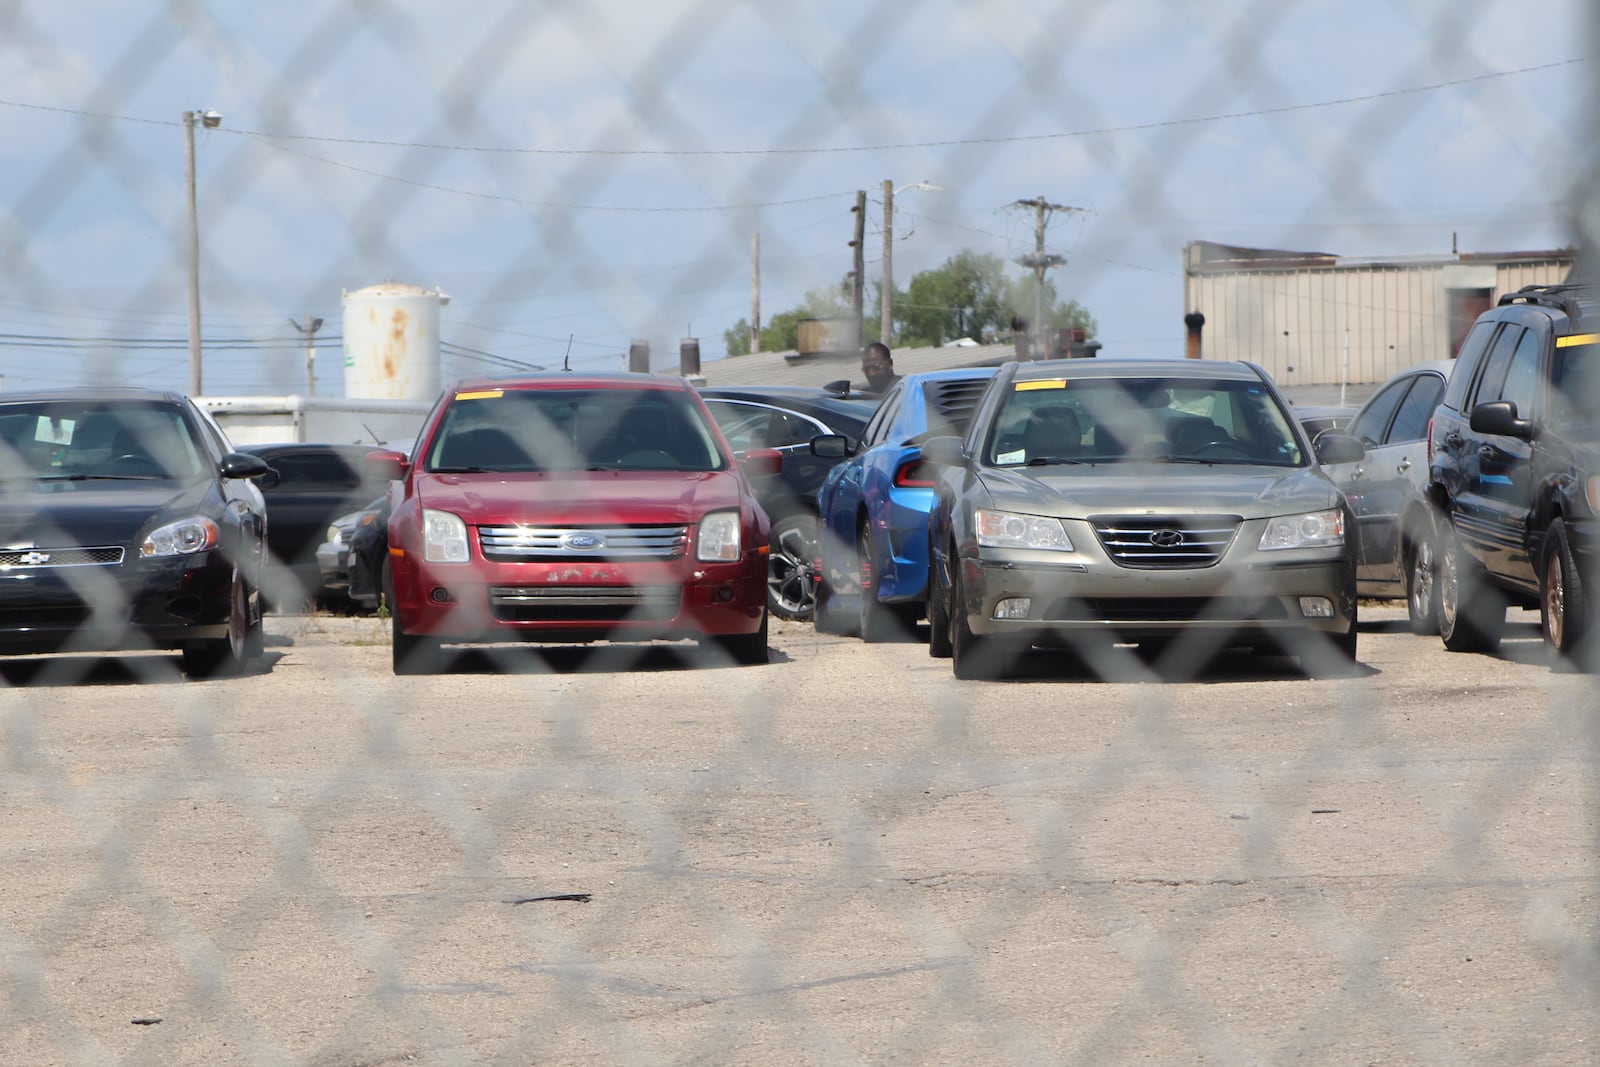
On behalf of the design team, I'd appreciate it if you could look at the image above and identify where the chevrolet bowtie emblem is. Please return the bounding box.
[17,551,50,565]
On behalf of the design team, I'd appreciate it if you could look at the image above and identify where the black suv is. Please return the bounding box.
[1426,283,1600,664]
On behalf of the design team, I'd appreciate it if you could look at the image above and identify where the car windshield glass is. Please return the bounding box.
[985,375,1304,467]
[426,387,727,473]
[1550,338,1600,421]
[0,400,207,483]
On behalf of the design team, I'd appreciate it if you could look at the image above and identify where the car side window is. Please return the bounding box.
[1348,379,1409,447]
[269,452,361,490]
[862,387,903,448]
[767,410,824,448]
[1468,324,1526,408]
[1442,320,1499,412]
[704,400,767,451]
[1498,328,1544,419]
[1386,373,1444,443]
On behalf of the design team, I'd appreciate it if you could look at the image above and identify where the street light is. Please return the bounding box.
[184,109,220,397]
[880,180,941,347]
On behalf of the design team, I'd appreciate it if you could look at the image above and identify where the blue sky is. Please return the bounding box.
[0,0,1590,396]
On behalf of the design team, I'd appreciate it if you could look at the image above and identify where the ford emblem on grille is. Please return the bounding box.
[1149,528,1185,548]
[563,533,604,550]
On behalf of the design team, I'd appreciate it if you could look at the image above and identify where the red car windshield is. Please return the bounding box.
[424,386,727,473]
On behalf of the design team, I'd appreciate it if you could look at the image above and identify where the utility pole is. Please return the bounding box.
[750,233,761,355]
[291,316,324,396]
[880,179,894,346]
[183,108,221,396]
[850,190,866,343]
[1012,195,1081,359]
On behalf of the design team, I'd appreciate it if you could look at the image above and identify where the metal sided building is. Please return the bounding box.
[1181,241,1577,388]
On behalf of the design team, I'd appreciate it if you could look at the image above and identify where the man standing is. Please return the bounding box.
[859,342,900,395]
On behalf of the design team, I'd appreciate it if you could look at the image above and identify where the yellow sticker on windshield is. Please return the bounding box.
[455,389,504,400]
[1015,380,1067,391]
[1557,334,1599,348]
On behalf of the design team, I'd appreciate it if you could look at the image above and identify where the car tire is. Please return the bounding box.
[182,568,254,679]
[704,609,770,666]
[1541,518,1595,670]
[767,513,818,621]
[857,520,910,643]
[1437,519,1505,653]
[951,574,1007,680]
[927,541,953,659]
[1404,519,1440,636]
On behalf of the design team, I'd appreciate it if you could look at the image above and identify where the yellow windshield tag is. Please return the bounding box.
[455,389,504,400]
[1557,334,1599,348]
[1015,379,1067,391]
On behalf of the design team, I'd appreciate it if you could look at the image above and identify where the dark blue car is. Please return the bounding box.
[811,366,996,639]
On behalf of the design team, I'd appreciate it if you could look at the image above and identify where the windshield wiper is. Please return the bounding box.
[1025,455,1084,466]
[34,472,161,481]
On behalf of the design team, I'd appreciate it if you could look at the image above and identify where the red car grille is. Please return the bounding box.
[478,525,687,562]
[487,585,682,623]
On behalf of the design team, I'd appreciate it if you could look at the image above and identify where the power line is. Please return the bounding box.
[0,56,1581,160]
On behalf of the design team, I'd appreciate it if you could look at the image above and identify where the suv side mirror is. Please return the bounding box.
[224,452,274,482]
[920,435,967,468]
[1470,401,1532,440]
[1313,432,1365,464]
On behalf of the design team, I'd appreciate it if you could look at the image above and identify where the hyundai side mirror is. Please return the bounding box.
[920,435,967,468]
[1312,432,1365,465]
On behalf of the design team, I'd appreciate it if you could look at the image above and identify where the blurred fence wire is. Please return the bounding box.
[1,1,1598,1064]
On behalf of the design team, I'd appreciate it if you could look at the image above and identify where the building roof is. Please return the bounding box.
[683,341,1026,390]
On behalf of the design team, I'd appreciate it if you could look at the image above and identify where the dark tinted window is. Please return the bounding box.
[1468,325,1526,408]
[267,452,362,490]
[1442,320,1498,411]
[1499,329,1543,418]
[1551,339,1600,421]
[1387,373,1445,443]
[862,386,902,447]
[1347,380,1408,447]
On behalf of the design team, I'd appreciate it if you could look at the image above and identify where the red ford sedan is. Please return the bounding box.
[370,375,778,673]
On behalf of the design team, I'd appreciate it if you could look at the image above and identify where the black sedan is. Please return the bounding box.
[246,441,395,609]
[0,388,273,677]
[698,384,879,619]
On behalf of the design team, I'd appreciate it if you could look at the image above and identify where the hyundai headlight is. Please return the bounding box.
[423,509,470,562]
[141,517,220,558]
[1259,508,1345,550]
[975,508,1073,551]
[697,511,741,562]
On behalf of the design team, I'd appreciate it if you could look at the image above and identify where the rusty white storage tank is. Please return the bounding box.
[341,282,450,401]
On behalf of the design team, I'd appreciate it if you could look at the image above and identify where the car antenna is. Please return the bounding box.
[362,423,383,446]
[562,334,573,372]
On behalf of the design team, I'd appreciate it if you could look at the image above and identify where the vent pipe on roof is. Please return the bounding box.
[628,339,650,374]
[1184,311,1206,359]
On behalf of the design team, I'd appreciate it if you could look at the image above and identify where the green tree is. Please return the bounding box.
[722,281,855,355]
[723,251,1097,354]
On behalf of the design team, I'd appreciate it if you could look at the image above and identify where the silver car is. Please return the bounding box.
[924,358,1362,679]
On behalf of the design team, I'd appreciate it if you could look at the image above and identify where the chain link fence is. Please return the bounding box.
[2,1,1597,1063]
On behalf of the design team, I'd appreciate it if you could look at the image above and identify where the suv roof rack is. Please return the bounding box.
[1496,283,1595,326]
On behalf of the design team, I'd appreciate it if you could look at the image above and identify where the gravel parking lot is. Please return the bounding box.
[1,604,1595,1065]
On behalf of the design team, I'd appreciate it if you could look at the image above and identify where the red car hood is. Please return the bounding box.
[414,469,745,526]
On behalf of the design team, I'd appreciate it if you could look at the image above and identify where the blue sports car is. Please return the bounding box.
[811,366,997,639]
